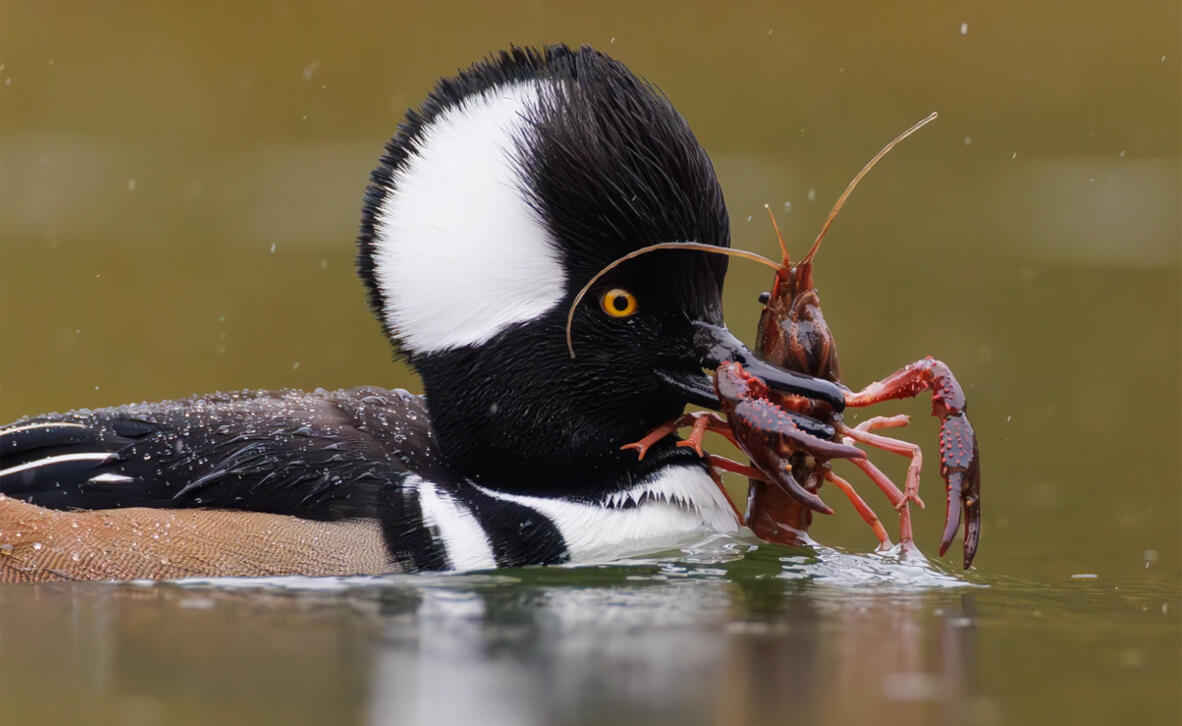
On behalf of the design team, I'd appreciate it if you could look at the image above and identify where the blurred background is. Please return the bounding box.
[1,2,1178,725]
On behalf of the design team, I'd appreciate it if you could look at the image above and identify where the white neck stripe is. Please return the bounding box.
[412,476,497,570]
[471,466,740,565]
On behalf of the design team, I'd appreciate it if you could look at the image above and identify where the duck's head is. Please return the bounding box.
[358,45,841,493]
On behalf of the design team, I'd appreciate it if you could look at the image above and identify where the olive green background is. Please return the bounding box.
[1,2,1179,725]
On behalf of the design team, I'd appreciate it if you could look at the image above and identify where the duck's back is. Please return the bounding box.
[0,386,444,581]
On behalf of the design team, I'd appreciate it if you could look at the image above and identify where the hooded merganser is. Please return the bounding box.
[0,45,845,582]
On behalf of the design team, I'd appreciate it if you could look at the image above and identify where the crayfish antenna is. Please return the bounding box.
[763,203,791,267]
[801,111,939,266]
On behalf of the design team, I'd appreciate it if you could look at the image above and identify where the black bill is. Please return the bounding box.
[656,321,846,435]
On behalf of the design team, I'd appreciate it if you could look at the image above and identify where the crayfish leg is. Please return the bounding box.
[704,454,767,481]
[853,414,910,432]
[676,413,737,456]
[843,356,966,414]
[621,412,734,460]
[701,463,744,525]
[839,423,926,510]
[845,456,914,545]
[825,471,892,550]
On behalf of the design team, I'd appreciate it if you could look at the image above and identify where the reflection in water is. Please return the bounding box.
[719,594,983,726]
[3,542,1177,726]
[358,544,980,726]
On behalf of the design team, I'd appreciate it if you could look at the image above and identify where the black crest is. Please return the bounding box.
[356,44,729,355]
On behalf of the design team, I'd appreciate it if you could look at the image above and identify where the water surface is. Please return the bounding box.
[1,2,1179,724]
[3,542,1177,725]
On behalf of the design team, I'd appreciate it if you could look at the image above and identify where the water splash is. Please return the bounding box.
[158,532,977,595]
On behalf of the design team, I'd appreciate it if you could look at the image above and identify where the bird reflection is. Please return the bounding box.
[364,551,980,726]
[0,550,979,726]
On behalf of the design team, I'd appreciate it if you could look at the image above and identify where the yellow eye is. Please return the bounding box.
[600,288,638,318]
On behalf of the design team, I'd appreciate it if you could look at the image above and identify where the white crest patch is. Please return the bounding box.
[372,81,565,354]
[473,465,740,565]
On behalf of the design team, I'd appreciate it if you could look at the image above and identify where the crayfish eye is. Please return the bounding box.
[757,291,771,304]
[600,288,638,318]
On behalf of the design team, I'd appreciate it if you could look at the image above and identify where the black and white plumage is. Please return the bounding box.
[0,45,842,581]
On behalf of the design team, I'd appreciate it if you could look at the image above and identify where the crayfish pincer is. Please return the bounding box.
[842,357,981,565]
[713,361,865,516]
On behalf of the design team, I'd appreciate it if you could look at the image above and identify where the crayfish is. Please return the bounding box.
[738,112,981,569]
[570,113,981,568]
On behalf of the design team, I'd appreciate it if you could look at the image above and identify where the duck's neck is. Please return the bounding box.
[416,373,690,499]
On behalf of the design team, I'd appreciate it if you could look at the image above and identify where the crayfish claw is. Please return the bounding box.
[785,481,834,516]
[766,462,833,515]
[787,431,865,462]
[938,473,962,558]
[963,494,981,569]
[961,442,982,569]
[937,413,981,568]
